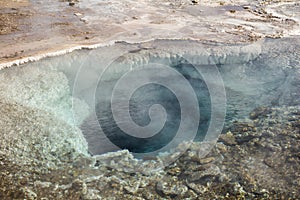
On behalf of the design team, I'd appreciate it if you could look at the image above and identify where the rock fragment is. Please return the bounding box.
[192,0,199,4]
[218,131,237,146]
[156,180,188,197]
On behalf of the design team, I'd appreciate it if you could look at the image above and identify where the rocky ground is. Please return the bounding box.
[0,0,299,199]
[0,104,299,199]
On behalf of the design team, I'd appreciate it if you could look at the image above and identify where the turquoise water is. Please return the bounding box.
[92,63,212,154]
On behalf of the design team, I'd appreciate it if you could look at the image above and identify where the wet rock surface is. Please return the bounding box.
[0,0,299,67]
[0,105,299,199]
[0,0,30,35]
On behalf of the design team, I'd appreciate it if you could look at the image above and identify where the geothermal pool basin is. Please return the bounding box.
[0,38,299,158]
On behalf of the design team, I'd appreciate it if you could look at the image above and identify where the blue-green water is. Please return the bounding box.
[0,38,298,156]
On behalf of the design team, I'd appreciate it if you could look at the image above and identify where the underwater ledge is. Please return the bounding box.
[0,37,299,199]
[0,38,261,70]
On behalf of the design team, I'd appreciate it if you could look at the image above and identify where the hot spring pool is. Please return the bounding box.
[0,38,299,158]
